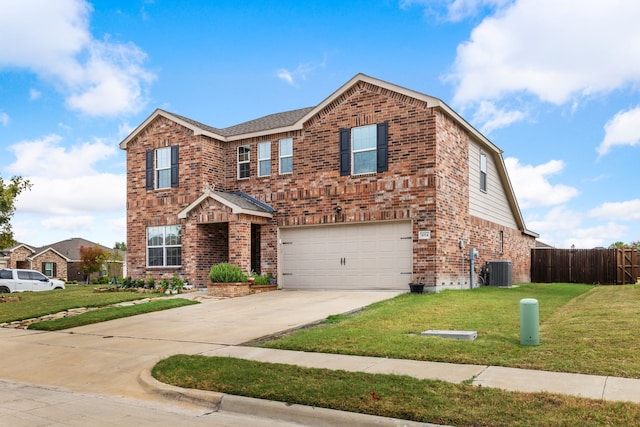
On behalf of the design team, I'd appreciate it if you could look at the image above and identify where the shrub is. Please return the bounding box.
[252,274,271,285]
[158,278,170,292]
[171,274,184,290]
[209,263,247,283]
[145,276,156,289]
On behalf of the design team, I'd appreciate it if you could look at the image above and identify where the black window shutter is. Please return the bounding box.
[41,262,45,275]
[170,146,179,188]
[53,263,57,277]
[145,149,154,190]
[339,128,351,176]
[377,122,389,173]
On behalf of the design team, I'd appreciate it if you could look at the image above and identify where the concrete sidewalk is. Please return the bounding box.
[196,345,640,403]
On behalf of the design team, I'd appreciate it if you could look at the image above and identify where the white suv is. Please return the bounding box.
[0,269,66,293]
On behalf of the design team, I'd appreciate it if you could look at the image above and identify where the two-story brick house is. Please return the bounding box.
[120,74,537,291]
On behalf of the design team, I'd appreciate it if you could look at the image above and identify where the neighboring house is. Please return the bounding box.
[1,238,123,281]
[120,73,538,291]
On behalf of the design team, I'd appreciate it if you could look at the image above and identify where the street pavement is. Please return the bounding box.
[2,289,640,426]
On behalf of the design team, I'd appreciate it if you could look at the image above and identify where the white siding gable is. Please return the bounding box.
[468,140,518,229]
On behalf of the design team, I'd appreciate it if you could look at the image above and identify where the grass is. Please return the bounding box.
[28,298,198,331]
[0,285,175,324]
[153,355,640,427]
[260,283,640,378]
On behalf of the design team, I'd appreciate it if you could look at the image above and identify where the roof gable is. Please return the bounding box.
[31,247,70,262]
[119,73,535,237]
[40,238,115,261]
[178,190,274,220]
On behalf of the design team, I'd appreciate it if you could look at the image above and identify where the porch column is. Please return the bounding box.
[228,219,252,274]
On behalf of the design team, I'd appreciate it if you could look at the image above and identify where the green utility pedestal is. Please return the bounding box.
[520,298,539,346]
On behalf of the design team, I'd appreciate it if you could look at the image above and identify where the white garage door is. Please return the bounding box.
[280,221,413,290]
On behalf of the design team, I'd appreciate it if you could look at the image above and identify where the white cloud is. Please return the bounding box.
[42,216,93,231]
[472,100,525,133]
[447,0,640,106]
[6,134,125,219]
[527,205,581,233]
[118,122,135,140]
[29,89,41,100]
[14,174,125,216]
[598,106,640,155]
[0,0,155,116]
[589,199,640,221]
[562,222,628,249]
[277,57,327,86]
[400,0,511,22]
[6,134,126,246]
[527,206,627,249]
[505,157,579,208]
[7,134,116,179]
[0,112,9,126]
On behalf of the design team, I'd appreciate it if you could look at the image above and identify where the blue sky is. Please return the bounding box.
[1,0,639,249]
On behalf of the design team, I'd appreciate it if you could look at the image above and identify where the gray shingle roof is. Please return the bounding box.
[213,190,274,213]
[163,106,315,138]
[36,238,115,261]
[218,107,314,136]
[164,110,223,135]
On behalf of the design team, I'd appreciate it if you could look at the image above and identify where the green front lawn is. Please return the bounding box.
[0,285,168,324]
[151,283,640,425]
[28,298,199,331]
[261,283,640,378]
[154,355,640,427]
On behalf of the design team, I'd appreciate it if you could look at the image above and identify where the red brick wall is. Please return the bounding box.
[31,252,68,280]
[470,216,533,283]
[124,82,534,287]
[9,246,33,269]
[125,116,226,282]
[232,82,439,283]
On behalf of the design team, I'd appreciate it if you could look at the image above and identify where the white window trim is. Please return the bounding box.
[147,225,182,267]
[279,138,293,175]
[351,124,377,175]
[155,147,171,189]
[238,145,250,179]
[480,152,488,192]
[257,141,271,177]
[44,262,54,277]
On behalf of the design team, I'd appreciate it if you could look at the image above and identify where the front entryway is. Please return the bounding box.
[279,221,413,290]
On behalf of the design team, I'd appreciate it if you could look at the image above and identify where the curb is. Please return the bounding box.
[138,369,444,427]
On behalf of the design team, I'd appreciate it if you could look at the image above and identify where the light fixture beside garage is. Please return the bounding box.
[334,206,342,214]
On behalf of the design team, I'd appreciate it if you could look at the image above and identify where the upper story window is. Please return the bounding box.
[146,146,178,190]
[352,125,377,174]
[155,147,171,188]
[279,138,293,174]
[340,122,388,176]
[238,145,250,179]
[258,142,271,177]
[480,152,488,192]
[147,225,182,267]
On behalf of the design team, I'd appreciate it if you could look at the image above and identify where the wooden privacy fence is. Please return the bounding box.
[531,248,640,285]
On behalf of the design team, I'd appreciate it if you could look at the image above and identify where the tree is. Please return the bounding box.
[79,245,107,283]
[114,241,127,251]
[608,241,628,249]
[0,176,31,249]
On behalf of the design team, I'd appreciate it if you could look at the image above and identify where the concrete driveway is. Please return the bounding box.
[0,290,400,402]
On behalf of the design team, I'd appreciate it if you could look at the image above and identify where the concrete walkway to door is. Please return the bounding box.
[0,290,402,402]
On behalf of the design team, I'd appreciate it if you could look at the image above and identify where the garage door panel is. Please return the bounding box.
[281,221,412,290]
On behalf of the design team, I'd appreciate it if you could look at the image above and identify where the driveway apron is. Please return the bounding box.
[0,290,400,402]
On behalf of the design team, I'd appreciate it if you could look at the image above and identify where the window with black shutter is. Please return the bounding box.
[339,122,389,175]
[146,146,179,190]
